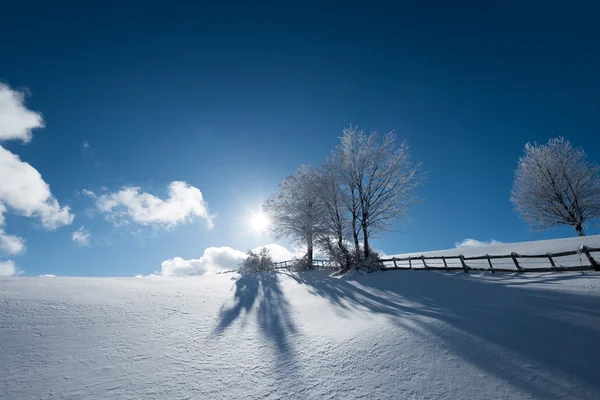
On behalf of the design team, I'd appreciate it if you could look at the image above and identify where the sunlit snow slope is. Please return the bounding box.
[2,238,600,399]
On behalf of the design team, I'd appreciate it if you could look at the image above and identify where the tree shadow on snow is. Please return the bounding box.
[214,272,297,372]
[214,274,260,334]
[284,270,600,399]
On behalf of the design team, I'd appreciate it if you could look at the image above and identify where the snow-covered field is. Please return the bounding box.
[2,238,600,399]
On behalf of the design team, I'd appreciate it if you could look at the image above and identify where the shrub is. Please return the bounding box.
[238,247,274,274]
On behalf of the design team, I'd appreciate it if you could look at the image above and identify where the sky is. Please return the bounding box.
[0,1,599,277]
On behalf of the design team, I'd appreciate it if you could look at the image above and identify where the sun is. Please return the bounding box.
[250,212,270,232]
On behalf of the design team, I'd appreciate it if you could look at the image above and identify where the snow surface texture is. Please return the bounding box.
[2,238,600,399]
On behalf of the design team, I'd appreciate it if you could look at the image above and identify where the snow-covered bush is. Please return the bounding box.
[238,248,274,274]
[356,248,383,272]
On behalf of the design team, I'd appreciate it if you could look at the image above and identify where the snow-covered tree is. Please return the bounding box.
[314,163,353,270]
[238,247,273,274]
[510,137,600,236]
[331,126,424,260]
[263,165,323,267]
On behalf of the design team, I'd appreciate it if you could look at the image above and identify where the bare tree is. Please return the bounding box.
[511,137,600,236]
[332,126,424,260]
[263,165,322,267]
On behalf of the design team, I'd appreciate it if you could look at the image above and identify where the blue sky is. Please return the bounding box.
[1,1,599,277]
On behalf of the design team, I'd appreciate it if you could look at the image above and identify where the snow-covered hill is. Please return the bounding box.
[2,238,600,399]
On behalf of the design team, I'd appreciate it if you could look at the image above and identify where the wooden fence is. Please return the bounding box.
[268,246,600,273]
[379,245,600,273]
[271,259,334,269]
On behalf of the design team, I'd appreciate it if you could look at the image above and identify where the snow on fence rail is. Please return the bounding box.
[380,245,600,273]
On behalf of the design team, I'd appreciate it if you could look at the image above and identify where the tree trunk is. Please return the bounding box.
[575,223,586,237]
[337,234,351,271]
[362,223,370,260]
[352,214,360,260]
[306,235,314,268]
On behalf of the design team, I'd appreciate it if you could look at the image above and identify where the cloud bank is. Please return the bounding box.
[95,181,214,229]
[159,243,294,277]
[455,238,504,249]
[161,246,247,276]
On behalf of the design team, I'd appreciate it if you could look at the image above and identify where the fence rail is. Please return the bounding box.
[271,259,334,269]
[379,245,600,273]
[264,246,600,274]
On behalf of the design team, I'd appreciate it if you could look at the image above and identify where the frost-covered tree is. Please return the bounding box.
[238,247,273,274]
[331,126,424,260]
[510,137,600,236]
[314,163,353,270]
[330,135,362,259]
[263,165,323,267]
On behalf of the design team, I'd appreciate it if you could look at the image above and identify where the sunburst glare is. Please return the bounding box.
[249,212,270,232]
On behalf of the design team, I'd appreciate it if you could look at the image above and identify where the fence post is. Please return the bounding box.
[511,252,524,272]
[486,254,494,273]
[408,257,412,269]
[392,257,398,269]
[442,256,449,272]
[546,253,556,268]
[421,255,427,269]
[459,255,469,273]
[581,246,600,271]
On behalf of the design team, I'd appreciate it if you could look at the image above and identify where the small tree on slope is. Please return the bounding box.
[239,247,273,274]
[510,137,600,236]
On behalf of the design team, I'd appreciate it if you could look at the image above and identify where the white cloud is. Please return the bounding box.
[0,229,25,255]
[39,274,56,277]
[0,146,74,230]
[0,84,44,143]
[72,226,90,246]
[255,243,294,262]
[0,84,73,260]
[455,238,504,249]
[82,140,90,149]
[159,243,300,277]
[161,246,246,276]
[81,189,96,198]
[0,260,21,277]
[96,181,214,229]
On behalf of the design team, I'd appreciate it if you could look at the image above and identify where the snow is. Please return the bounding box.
[2,239,600,399]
